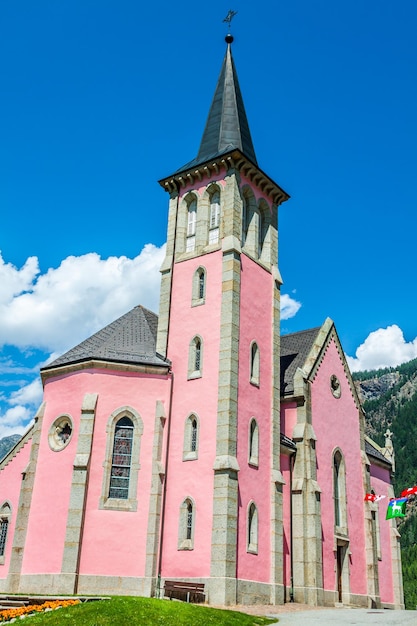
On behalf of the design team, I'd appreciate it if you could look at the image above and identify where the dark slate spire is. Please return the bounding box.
[197,34,257,165]
[173,34,257,174]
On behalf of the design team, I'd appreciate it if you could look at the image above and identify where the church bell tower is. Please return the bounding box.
[157,31,290,605]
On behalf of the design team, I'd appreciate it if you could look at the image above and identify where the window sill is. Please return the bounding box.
[188,371,202,380]
[183,452,198,461]
[99,497,138,512]
[178,539,194,551]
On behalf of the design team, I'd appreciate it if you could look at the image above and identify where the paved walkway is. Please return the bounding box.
[266,608,417,625]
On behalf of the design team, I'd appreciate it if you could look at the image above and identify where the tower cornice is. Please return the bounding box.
[158,148,290,206]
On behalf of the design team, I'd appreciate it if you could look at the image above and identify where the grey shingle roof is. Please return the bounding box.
[43,306,170,371]
[365,439,392,467]
[280,327,322,396]
[173,39,257,175]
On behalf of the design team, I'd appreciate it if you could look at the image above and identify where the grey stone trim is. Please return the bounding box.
[143,401,166,597]
[209,173,243,606]
[270,261,283,603]
[99,406,143,512]
[237,578,282,605]
[291,376,324,607]
[388,506,405,608]
[61,393,98,593]
[156,191,179,358]
[6,402,45,594]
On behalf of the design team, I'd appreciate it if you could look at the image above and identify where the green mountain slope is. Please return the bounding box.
[353,357,417,609]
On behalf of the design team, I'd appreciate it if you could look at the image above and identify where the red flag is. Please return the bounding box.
[364,493,386,503]
[400,486,417,498]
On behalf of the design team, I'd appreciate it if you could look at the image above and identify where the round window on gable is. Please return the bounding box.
[330,375,341,399]
[48,415,73,451]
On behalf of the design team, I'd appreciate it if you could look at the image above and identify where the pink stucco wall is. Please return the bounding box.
[161,250,222,578]
[236,253,274,583]
[22,367,171,578]
[370,463,395,604]
[311,339,368,597]
[0,439,32,579]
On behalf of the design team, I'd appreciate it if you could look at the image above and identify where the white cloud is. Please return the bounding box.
[0,405,33,439]
[0,245,166,354]
[346,325,417,372]
[8,379,43,408]
[281,293,302,320]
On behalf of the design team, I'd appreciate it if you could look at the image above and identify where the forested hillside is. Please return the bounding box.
[353,357,417,609]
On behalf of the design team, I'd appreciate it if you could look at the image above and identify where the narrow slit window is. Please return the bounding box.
[249,418,259,466]
[250,342,260,385]
[191,417,198,452]
[248,502,258,553]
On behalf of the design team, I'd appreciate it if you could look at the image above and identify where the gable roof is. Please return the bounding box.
[365,436,393,468]
[173,37,257,175]
[42,305,170,372]
[280,327,322,396]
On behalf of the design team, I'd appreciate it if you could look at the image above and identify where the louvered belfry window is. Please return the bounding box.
[109,416,134,499]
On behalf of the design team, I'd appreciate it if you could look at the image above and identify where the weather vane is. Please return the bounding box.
[223,9,237,33]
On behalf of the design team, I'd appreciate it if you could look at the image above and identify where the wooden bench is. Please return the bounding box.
[163,580,205,603]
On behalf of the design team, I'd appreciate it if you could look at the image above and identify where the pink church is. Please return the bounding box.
[0,34,404,609]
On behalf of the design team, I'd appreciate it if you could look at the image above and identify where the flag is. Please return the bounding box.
[400,486,417,498]
[364,493,386,503]
[386,498,407,520]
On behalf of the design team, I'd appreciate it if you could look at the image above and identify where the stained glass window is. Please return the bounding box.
[109,416,134,499]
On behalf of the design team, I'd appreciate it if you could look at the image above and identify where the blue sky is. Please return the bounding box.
[1,1,417,438]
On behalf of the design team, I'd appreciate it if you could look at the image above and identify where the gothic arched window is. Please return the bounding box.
[186,197,197,252]
[0,502,11,564]
[250,341,260,385]
[192,267,206,305]
[188,336,203,379]
[209,188,220,244]
[333,449,347,530]
[178,498,195,550]
[109,416,134,500]
[183,413,199,461]
[247,502,258,553]
[248,418,259,466]
[99,407,143,512]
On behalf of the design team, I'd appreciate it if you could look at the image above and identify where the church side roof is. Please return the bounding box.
[173,36,257,175]
[280,327,322,396]
[365,437,393,467]
[42,305,170,371]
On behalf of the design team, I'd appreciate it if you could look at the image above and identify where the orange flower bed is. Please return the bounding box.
[0,599,80,622]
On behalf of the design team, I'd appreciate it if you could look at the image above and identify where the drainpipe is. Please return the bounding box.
[289,448,296,602]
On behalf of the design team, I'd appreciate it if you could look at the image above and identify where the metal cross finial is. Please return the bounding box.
[223,9,238,32]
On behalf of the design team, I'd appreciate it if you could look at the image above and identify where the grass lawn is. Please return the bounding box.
[12,596,278,625]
